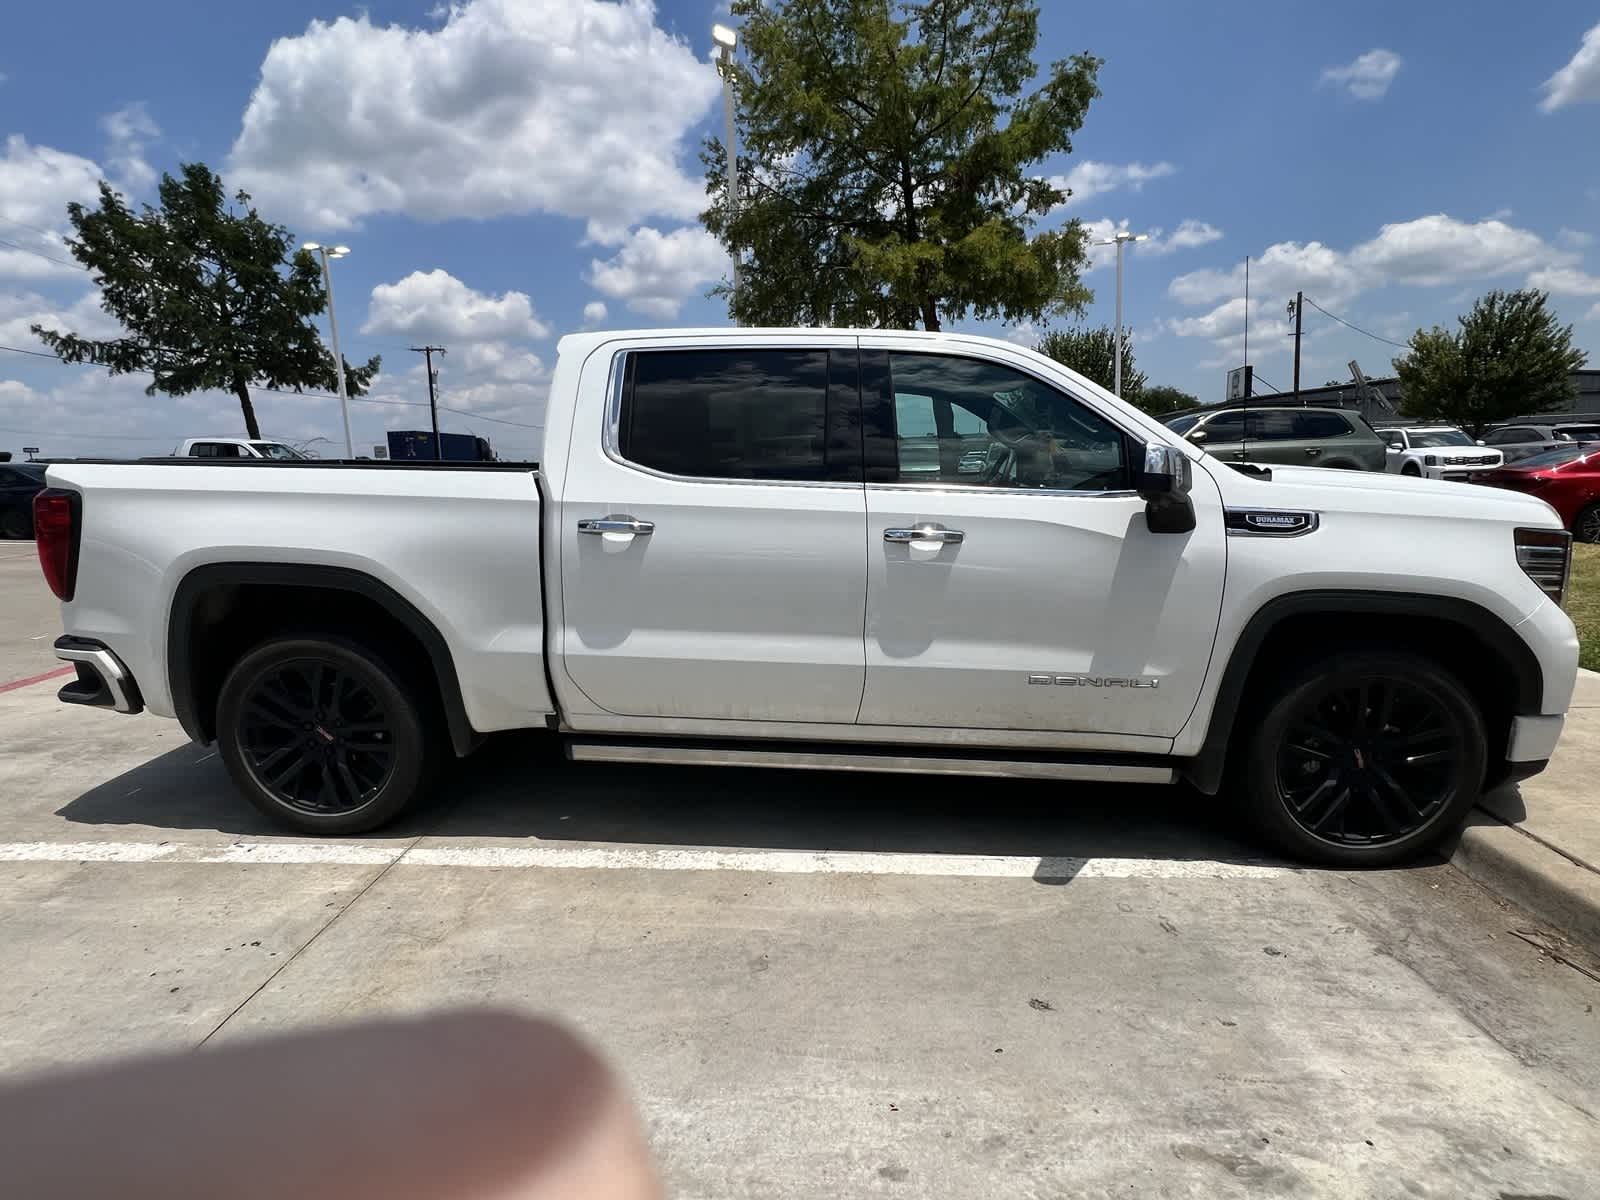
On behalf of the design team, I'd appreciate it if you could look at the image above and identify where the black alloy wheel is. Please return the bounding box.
[1576,503,1600,544]
[217,636,436,834]
[1242,652,1486,866]
[239,659,396,815]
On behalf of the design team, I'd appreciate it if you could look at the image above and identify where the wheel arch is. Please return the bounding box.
[1182,590,1543,794]
[167,562,479,757]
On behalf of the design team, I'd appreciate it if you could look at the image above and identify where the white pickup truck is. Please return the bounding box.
[34,329,1580,865]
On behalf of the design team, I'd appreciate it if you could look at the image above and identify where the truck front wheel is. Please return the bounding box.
[216,635,438,835]
[1239,652,1486,866]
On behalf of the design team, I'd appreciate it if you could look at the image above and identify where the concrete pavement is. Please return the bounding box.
[3,555,1600,1195]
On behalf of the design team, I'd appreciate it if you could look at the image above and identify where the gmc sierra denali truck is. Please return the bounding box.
[34,329,1580,866]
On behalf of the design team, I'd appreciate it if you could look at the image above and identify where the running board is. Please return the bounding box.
[564,739,1174,784]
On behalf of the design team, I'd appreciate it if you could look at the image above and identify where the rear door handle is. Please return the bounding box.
[578,516,655,536]
[884,526,964,544]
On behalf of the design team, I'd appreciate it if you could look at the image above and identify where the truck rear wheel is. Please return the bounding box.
[216,635,438,834]
[1238,651,1486,866]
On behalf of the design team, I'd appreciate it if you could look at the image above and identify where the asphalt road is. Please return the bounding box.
[2,560,1598,1197]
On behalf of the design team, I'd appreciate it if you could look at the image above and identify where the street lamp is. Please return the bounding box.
[713,23,740,321]
[1093,230,1148,398]
[303,241,354,458]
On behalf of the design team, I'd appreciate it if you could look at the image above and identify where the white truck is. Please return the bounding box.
[175,437,309,460]
[34,329,1580,866]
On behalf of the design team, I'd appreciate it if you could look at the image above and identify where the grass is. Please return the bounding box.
[1572,543,1600,673]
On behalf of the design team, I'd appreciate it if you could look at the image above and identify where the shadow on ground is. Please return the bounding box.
[58,731,1290,881]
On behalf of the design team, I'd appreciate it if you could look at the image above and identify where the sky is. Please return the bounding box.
[2,0,1599,461]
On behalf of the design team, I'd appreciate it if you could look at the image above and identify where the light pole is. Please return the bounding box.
[713,22,740,321]
[303,242,354,458]
[1093,230,1148,397]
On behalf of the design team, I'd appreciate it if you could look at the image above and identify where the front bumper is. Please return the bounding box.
[54,635,143,714]
[1507,714,1564,763]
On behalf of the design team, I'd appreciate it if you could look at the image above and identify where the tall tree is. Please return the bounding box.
[1035,325,1145,404]
[32,163,379,440]
[705,0,1102,331]
[1394,289,1586,436]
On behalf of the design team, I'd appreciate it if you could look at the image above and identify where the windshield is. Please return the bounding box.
[251,442,307,460]
[1164,413,1201,434]
[1513,446,1596,470]
[1405,430,1474,448]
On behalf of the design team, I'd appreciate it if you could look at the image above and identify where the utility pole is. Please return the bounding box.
[1093,230,1148,397]
[713,23,741,322]
[410,345,447,459]
[1290,290,1303,403]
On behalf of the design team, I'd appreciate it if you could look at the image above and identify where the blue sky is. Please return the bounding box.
[2,0,1599,459]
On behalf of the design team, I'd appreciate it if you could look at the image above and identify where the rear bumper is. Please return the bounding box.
[54,635,143,714]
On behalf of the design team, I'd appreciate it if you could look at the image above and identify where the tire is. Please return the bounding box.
[216,634,439,834]
[1575,503,1600,544]
[1401,463,1422,477]
[0,509,29,539]
[1237,651,1486,867]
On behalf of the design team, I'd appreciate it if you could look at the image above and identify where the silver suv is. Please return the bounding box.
[1165,406,1387,471]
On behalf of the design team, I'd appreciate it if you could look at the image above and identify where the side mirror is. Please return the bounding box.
[1388,441,1405,451]
[1188,429,1208,443]
[1476,439,1486,446]
[1137,442,1196,534]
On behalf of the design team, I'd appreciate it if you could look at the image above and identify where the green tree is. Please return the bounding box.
[1138,384,1200,416]
[1035,325,1145,403]
[1393,289,1586,436]
[705,0,1102,331]
[32,163,379,440]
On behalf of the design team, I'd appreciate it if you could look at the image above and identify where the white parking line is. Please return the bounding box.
[0,840,1290,879]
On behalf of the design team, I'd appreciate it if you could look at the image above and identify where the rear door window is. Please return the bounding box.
[1293,412,1354,439]
[620,348,851,482]
[1248,412,1300,441]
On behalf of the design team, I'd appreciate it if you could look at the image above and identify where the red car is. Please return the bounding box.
[1472,444,1600,542]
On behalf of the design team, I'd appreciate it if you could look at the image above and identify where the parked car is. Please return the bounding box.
[1479,424,1587,464]
[177,437,308,460]
[0,461,47,538]
[1472,445,1600,542]
[34,329,1578,867]
[1374,426,1503,480]
[1164,406,1386,471]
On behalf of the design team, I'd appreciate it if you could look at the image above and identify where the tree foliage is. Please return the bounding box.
[1393,289,1586,435]
[1035,325,1145,402]
[1138,384,1200,416]
[704,0,1102,331]
[32,163,379,440]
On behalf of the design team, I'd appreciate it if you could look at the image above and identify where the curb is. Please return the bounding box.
[1449,810,1600,954]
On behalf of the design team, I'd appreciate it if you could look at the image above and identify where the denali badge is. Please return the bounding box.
[1028,674,1161,689]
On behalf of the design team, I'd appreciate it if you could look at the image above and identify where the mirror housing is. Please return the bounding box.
[1188,428,1208,443]
[1136,442,1196,534]
[1476,439,1487,446]
[1388,441,1405,451]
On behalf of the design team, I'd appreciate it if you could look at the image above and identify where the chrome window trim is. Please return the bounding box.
[600,347,862,491]
[867,480,1139,499]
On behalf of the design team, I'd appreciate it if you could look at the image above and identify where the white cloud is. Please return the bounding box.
[582,300,608,326]
[587,225,727,318]
[101,102,159,192]
[1587,301,1600,322]
[1050,160,1176,207]
[1320,49,1403,100]
[1559,228,1595,248]
[363,270,551,342]
[0,287,120,348]
[0,136,104,280]
[1539,21,1600,112]
[228,0,720,232]
[1141,219,1223,257]
[1527,266,1600,296]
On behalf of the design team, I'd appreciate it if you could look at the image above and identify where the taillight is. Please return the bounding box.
[33,488,80,601]
[1514,527,1571,608]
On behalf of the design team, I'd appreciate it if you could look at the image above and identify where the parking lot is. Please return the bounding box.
[2,542,1598,1196]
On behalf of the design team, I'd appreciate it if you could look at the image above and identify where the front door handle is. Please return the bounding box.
[1305,448,1322,457]
[578,516,655,536]
[884,526,964,544]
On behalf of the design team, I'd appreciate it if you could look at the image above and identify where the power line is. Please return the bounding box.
[0,237,79,269]
[1301,296,1409,350]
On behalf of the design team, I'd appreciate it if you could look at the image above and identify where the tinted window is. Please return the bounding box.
[1197,410,1245,438]
[1486,427,1533,444]
[191,442,242,458]
[886,353,1127,490]
[622,349,831,481]
[252,442,305,460]
[1164,413,1201,434]
[1406,430,1473,448]
[1514,446,1597,470]
[1293,412,1353,439]
[1249,411,1300,441]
